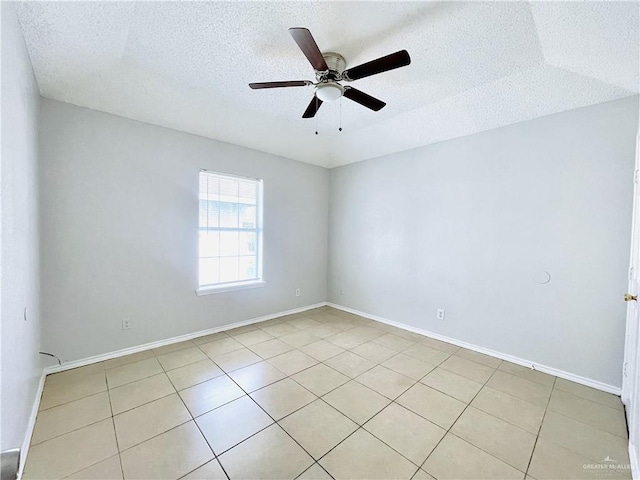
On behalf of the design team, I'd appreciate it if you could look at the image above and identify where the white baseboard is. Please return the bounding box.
[38,300,623,394]
[26,299,624,480]
[328,302,622,396]
[18,371,46,479]
[20,302,325,478]
[43,302,327,375]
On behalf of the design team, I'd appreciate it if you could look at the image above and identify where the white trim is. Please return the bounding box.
[328,302,622,396]
[199,169,260,182]
[196,280,265,296]
[18,371,46,480]
[629,441,639,480]
[43,302,326,375]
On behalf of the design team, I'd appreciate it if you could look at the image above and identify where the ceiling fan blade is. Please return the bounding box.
[249,81,311,89]
[342,50,411,81]
[289,27,329,72]
[343,87,386,111]
[302,96,323,118]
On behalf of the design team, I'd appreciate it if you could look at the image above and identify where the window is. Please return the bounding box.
[197,170,263,294]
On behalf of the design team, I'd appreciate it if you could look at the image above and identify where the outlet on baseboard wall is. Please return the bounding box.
[122,318,132,330]
[295,288,301,297]
[436,308,445,321]
[338,288,344,295]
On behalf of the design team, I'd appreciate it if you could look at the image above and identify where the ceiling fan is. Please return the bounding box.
[249,27,411,118]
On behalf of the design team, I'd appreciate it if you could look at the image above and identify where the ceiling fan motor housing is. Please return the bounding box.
[317,52,346,81]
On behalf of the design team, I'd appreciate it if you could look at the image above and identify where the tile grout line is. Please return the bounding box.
[33,316,487,473]
[487,372,629,443]
[202,354,328,479]
[183,315,395,477]
[30,416,113,452]
[104,369,126,480]
[23,310,424,476]
[30,307,624,480]
[259,313,501,474]
[173,316,346,477]
[359,352,485,473]
[273,310,628,472]
[36,381,109,413]
[523,375,557,479]
[419,355,628,450]
[524,379,631,473]
[122,339,615,480]
[110,378,178,415]
[420,361,578,478]
[305,356,437,477]
[461,385,546,434]
[294,461,334,480]
[299,337,459,474]
[102,338,242,478]
[154,347,231,480]
[550,384,626,411]
[49,369,122,480]
[417,361,519,477]
[41,326,460,410]
[33,355,350,478]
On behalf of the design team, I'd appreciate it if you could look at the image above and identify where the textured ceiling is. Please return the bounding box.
[14,1,639,168]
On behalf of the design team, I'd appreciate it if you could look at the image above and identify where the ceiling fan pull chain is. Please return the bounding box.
[339,97,343,132]
[315,96,319,135]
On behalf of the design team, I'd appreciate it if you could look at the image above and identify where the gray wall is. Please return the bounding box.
[1,2,42,452]
[329,96,639,388]
[39,99,329,361]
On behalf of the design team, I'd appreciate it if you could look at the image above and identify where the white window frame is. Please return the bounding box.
[196,170,265,296]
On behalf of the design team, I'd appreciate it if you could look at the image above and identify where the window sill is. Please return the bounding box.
[196,280,266,296]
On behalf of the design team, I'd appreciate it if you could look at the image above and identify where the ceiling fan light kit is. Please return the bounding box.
[315,82,344,102]
[249,27,411,119]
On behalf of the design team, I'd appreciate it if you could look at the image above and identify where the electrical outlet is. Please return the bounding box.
[122,318,132,330]
[339,288,344,295]
[436,308,445,321]
[295,288,301,297]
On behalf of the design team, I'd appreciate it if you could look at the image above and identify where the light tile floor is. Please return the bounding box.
[24,307,631,480]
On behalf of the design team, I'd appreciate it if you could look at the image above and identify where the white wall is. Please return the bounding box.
[1,1,42,453]
[329,96,639,388]
[39,99,329,361]
[31,65,639,390]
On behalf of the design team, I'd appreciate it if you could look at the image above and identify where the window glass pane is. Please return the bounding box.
[199,231,220,258]
[239,231,256,255]
[239,205,256,229]
[220,231,239,257]
[208,200,220,228]
[199,258,220,286]
[220,257,239,283]
[239,181,257,205]
[239,256,257,281]
[219,178,238,202]
[219,201,238,228]
[199,176,219,199]
[199,200,220,228]
[198,172,262,288]
[199,200,207,226]
[208,176,220,196]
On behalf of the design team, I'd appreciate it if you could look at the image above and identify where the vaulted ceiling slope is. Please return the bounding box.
[15,1,639,168]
